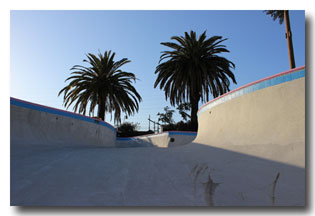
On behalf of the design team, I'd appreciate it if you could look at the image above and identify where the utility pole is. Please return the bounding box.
[284,10,296,69]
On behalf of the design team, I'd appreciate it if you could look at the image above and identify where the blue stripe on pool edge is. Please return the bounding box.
[168,131,197,136]
[116,137,134,141]
[10,98,116,133]
[198,68,305,117]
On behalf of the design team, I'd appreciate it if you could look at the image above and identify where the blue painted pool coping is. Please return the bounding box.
[198,66,305,117]
[10,97,117,133]
[168,131,197,136]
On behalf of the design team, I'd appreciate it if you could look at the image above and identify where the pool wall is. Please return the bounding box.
[10,97,116,147]
[195,66,305,167]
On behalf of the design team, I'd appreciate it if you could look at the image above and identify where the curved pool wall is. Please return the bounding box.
[116,131,197,148]
[195,66,305,167]
[10,97,116,147]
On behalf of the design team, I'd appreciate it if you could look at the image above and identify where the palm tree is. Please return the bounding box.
[264,10,296,69]
[58,50,142,123]
[154,31,237,131]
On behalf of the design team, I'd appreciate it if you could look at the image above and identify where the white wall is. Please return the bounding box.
[196,77,305,168]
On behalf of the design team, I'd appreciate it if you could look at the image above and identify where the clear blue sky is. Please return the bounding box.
[10,10,305,130]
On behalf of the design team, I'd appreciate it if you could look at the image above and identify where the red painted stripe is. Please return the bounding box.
[10,97,116,130]
[198,65,305,113]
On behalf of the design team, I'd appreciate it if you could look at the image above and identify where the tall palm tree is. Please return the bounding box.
[264,10,296,69]
[154,31,237,131]
[58,50,142,123]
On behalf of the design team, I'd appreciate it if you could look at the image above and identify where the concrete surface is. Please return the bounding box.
[10,143,304,206]
[116,131,197,148]
[10,67,305,206]
[10,98,116,147]
[196,76,305,168]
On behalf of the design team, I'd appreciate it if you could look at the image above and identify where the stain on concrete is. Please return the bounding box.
[192,164,208,196]
[191,164,198,174]
[238,192,246,201]
[191,163,220,206]
[271,172,280,205]
[203,174,220,206]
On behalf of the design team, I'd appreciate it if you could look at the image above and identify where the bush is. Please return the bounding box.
[117,122,154,137]
[162,121,194,132]
[117,122,139,134]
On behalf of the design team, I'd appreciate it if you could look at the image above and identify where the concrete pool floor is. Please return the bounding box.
[11,142,305,206]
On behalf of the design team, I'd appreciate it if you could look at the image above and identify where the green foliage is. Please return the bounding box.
[117,122,154,137]
[162,121,193,132]
[157,106,175,124]
[176,103,191,121]
[58,50,142,123]
[264,10,285,25]
[154,30,237,105]
[117,122,140,134]
[154,30,237,131]
[264,10,296,69]
[157,106,193,131]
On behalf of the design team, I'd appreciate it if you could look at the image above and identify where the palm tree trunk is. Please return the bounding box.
[190,94,200,132]
[97,97,106,121]
[284,10,296,69]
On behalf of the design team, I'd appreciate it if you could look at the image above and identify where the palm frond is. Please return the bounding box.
[58,50,142,123]
[155,30,237,106]
[264,10,285,24]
